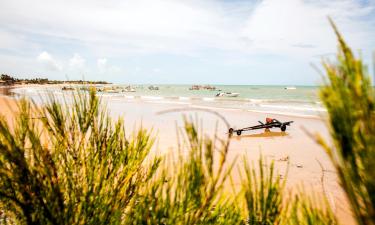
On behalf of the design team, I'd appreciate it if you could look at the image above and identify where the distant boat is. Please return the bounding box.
[284,86,296,90]
[105,89,119,93]
[122,86,136,92]
[189,85,217,90]
[148,85,159,90]
[203,85,216,91]
[189,85,200,90]
[62,86,74,91]
[215,92,240,97]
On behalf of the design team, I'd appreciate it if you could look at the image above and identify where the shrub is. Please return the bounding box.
[317,19,375,225]
[0,91,160,224]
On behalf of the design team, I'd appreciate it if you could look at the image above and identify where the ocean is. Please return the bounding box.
[10,85,325,118]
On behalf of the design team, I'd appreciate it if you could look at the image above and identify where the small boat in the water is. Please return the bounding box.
[189,85,200,90]
[122,86,136,92]
[215,92,240,97]
[100,87,118,93]
[189,85,217,91]
[62,86,74,91]
[284,86,296,90]
[105,89,120,93]
[148,85,159,90]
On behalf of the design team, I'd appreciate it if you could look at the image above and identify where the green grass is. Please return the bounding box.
[125,117,241,224]
[0,91,160,224]
[316,19,375,225]
[240,157,286,224]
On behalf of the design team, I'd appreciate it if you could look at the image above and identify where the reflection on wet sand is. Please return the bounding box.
[233,131,289,139]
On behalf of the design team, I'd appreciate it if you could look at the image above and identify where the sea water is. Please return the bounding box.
[10,85,325,118]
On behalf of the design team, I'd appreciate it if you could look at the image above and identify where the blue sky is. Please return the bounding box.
[0,0,375,85]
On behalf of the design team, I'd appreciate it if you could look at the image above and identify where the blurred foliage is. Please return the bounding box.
[240,157,286,225]
[317,19,375,225]
[288,192,337,225]
[125,117,242,224]
[0,90,159,224]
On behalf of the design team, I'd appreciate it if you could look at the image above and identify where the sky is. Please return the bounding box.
[0,0,375,85]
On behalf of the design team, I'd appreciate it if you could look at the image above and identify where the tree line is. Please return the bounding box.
[0,74,110,85]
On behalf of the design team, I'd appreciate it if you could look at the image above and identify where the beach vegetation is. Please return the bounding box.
[0,91,159,224]
[0,74,110,85]
[317,19,375,225]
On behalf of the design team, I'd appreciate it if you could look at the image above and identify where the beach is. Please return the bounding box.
[0,89,18,124]
[0,86,354,224]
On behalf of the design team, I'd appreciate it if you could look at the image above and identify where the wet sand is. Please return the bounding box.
[0,91,19,124]
[0,93,354,224]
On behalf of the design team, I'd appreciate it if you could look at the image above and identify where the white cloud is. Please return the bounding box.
[0,30,24,49]
[0,0,244,56]
[240,0,375,59]
[97,58,108,72]
[1,0,375,84]
[37,51,62,71]
[152,68,161,73]
[1,0,374,58]
[0,30,40,54]
[97,58,120,73]
[69,53,85,69]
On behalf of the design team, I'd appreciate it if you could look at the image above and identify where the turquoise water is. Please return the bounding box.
[129,85,318,101]
[11,85,325,117]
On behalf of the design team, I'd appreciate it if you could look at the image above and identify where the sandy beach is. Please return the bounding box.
[0,90,19,124]
[0,90,354,224]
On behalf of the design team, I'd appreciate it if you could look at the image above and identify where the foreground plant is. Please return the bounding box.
[240,157,286,225]
[318,20,375,225]
[125,117,242,224]
[0,91,160,224]
[240,157,337,225]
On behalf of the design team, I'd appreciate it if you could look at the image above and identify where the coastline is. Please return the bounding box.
[9,84,325,119]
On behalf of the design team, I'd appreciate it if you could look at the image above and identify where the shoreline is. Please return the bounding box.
[6,84,325,119]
